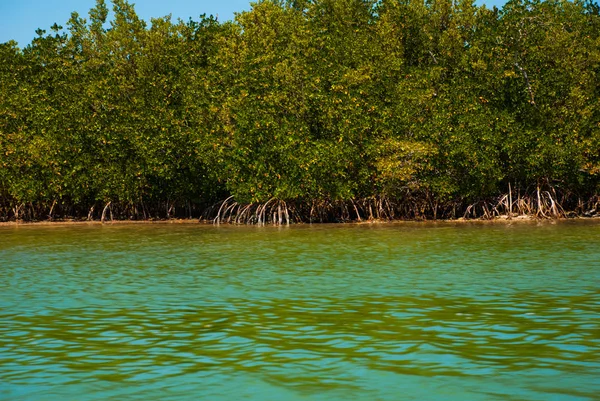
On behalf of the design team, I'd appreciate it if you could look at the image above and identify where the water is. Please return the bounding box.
[1,221,599,401]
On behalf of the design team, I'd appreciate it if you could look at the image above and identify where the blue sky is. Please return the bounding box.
[0,0,507,48]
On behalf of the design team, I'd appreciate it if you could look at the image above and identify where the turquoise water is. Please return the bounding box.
[1,221,599,400]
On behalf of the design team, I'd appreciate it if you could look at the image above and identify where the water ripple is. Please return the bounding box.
[1,222,599,400]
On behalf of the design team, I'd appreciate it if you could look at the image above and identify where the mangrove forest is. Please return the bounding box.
[1,0,599,223]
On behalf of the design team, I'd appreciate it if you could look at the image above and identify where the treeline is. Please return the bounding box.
[1,0,599,223]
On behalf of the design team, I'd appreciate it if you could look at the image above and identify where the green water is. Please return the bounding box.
[1,221,599,401]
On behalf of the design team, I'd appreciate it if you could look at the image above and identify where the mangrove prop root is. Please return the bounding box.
[101,201,112,223]
[2,185,599,223]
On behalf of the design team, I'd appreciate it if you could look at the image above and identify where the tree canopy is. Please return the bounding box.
[1,0,599,222]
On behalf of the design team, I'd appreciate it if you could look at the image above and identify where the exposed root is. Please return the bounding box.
[101,201,112,223]
[1,184,598,223]
[210,198,295,226]
[209,196,407,225]
[48,199,57,220]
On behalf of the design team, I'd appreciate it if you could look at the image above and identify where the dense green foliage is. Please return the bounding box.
[1,0,599,221]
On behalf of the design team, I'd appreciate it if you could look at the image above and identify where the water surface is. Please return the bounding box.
[1,221,599,400]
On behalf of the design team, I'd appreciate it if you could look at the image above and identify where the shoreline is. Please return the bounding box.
[1,215,599,227]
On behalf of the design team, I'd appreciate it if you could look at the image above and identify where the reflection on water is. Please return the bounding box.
[1,222,599,400]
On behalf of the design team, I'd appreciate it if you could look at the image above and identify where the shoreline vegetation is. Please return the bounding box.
[1,0,599,224]
[1,213,599,226]
[1,191,599,225]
